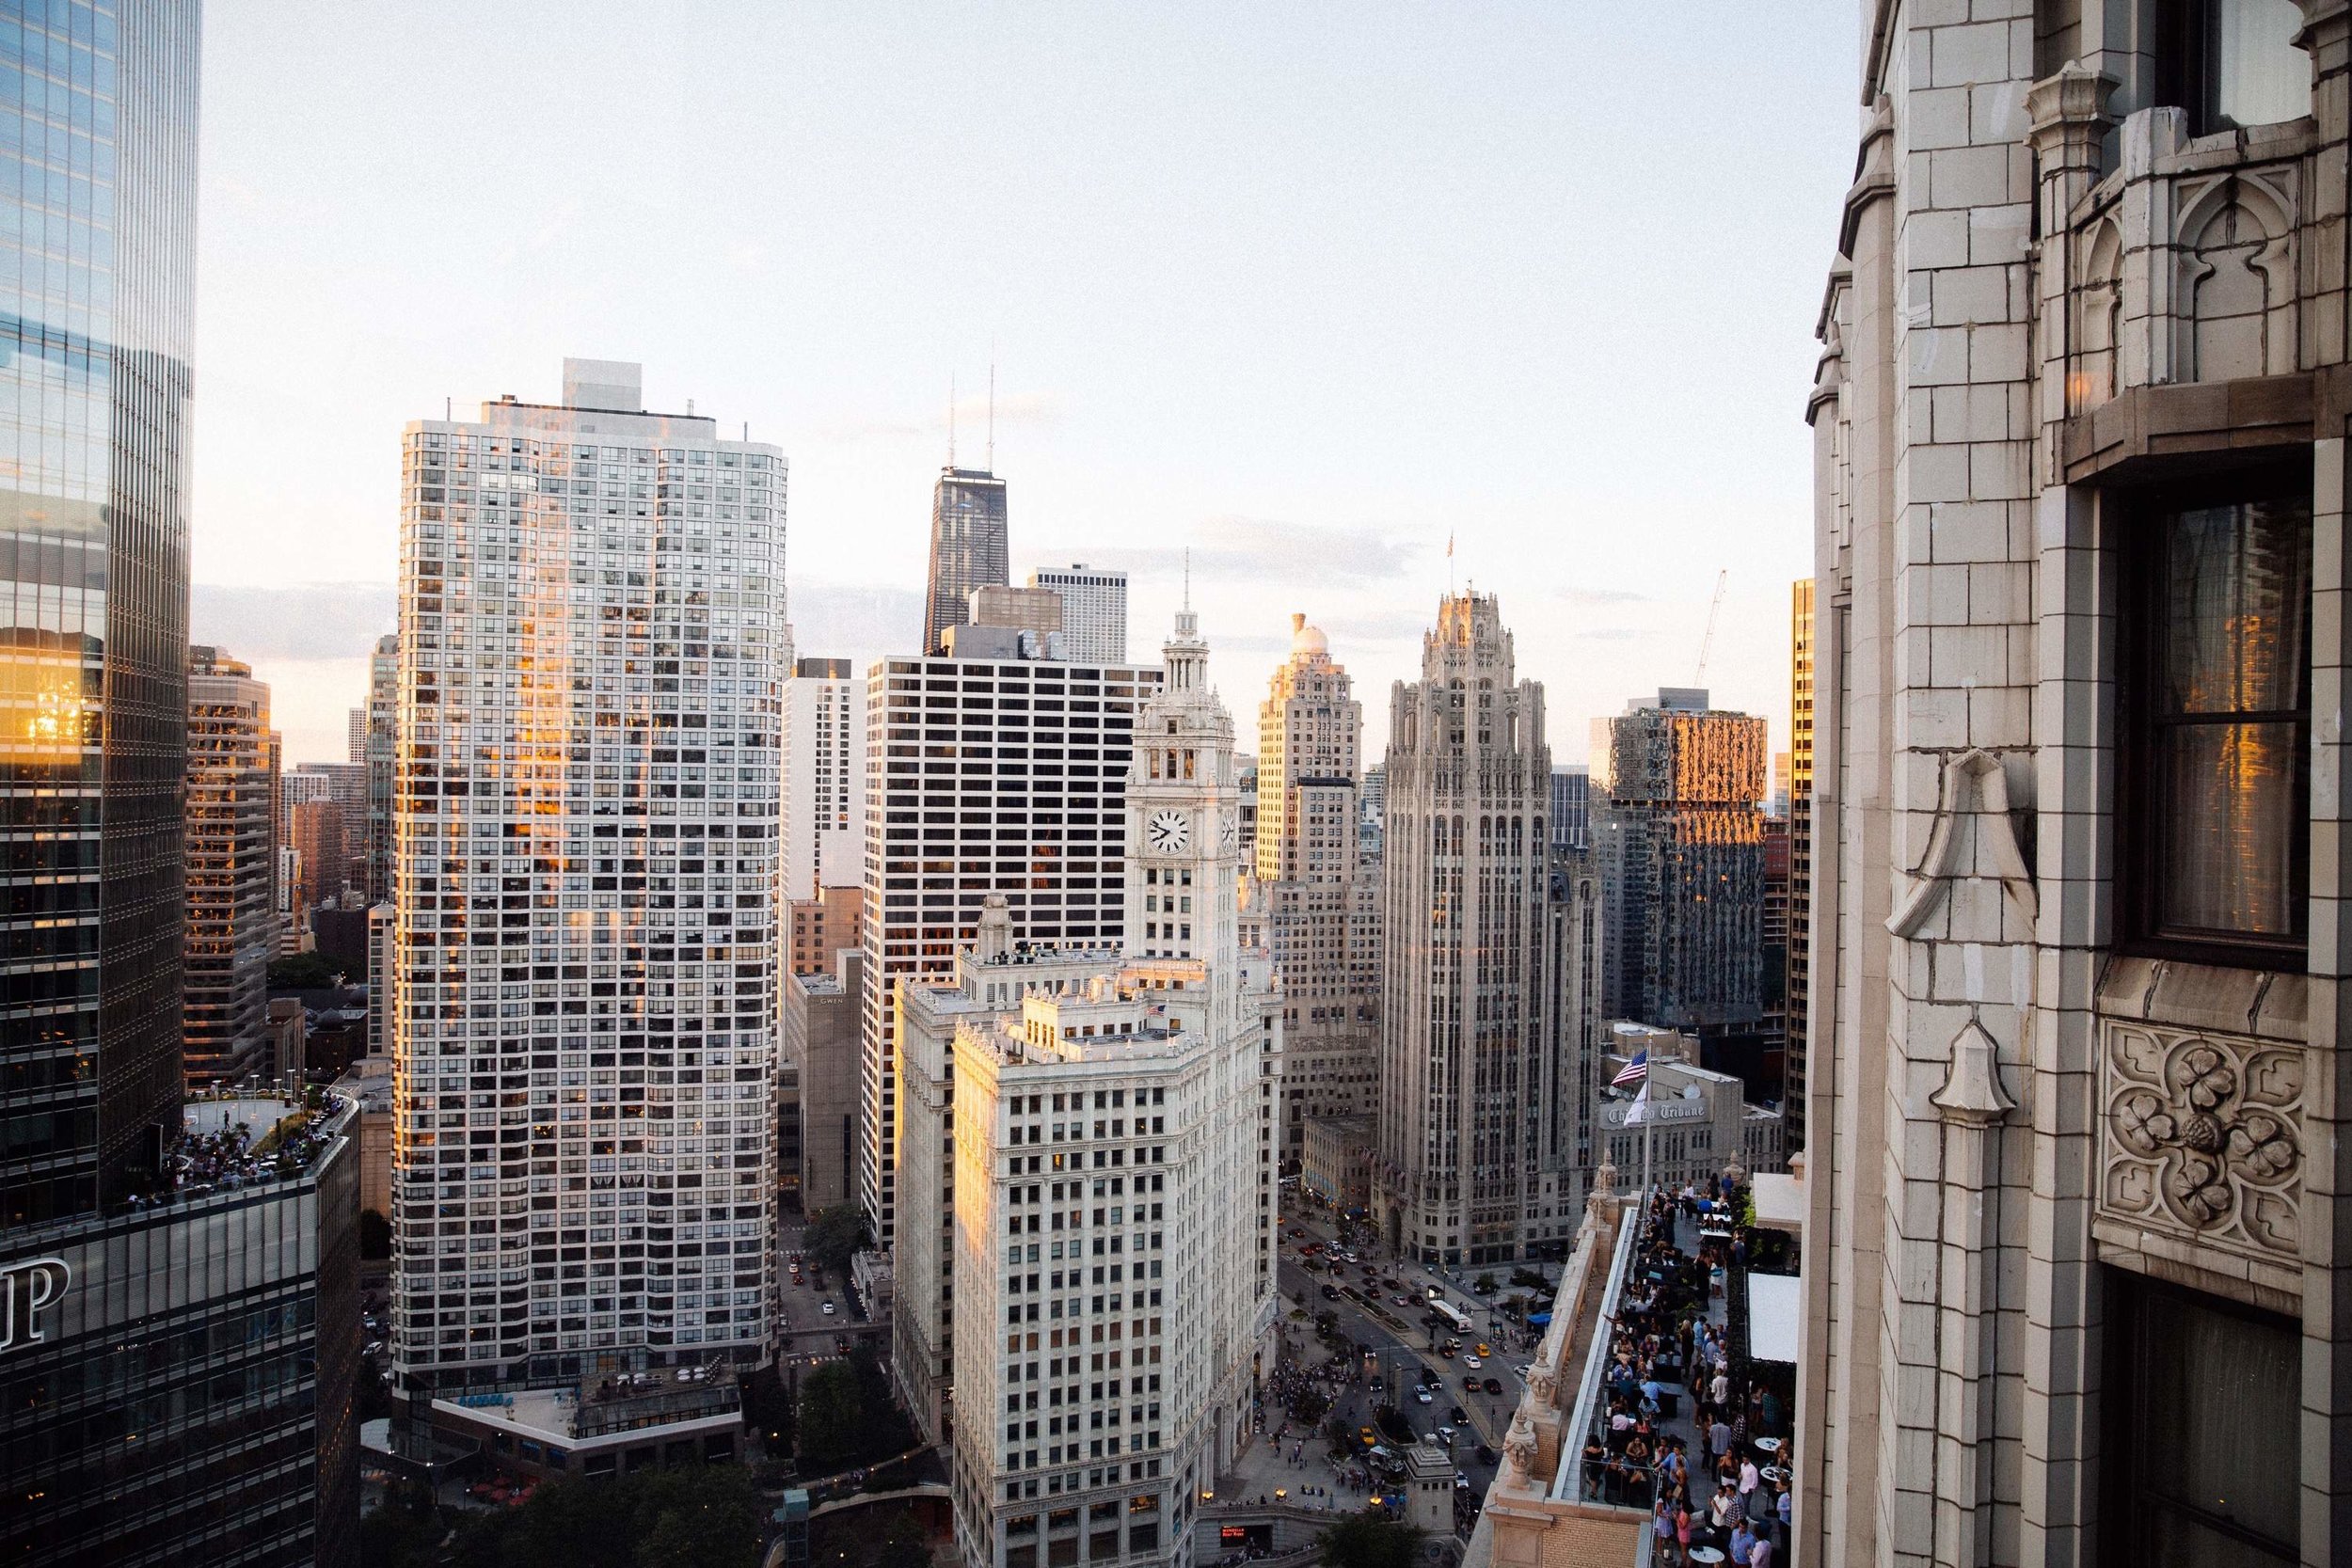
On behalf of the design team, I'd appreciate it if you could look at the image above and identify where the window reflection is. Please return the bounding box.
[2199,0,2312,130]
[2134,488,2311,952]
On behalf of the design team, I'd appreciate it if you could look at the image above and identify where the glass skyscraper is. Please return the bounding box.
[0,0,200,1223]
[0,9,361,1566]
[920,466,1008,655]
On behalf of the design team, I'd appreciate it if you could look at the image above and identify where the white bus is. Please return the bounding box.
[1431,1298,1474,1334]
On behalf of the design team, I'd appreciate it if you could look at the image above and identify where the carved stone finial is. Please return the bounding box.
[1933,1017,2019,1126]
[1723,1157,1747,1189]
[1503,1408,1538,1486]
[1594,1158,1616,1198]
[1529,1362,1558,1409]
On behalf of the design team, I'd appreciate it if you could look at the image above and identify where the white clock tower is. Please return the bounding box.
[1124,604,1241,1006]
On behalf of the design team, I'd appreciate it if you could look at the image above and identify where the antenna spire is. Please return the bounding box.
[948,373,958,467]
[987,348,996,473]
[1184,546,1192,610]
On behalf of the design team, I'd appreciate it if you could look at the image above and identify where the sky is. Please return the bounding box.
[189,3,1861,771]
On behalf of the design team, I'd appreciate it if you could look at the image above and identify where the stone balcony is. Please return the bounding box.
[2031,51,2352,484]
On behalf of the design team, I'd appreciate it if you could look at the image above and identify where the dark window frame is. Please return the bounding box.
[2157,0,2314,135]
[2113,461,2312,971]
[2101,1264,2300,1564]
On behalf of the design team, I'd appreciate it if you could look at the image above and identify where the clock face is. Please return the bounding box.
[1219,809,1238,850]
[1147,809,1189,855]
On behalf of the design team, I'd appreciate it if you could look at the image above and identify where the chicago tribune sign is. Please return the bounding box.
[0,1257,70,1353]
[1604,1099,1705,1127]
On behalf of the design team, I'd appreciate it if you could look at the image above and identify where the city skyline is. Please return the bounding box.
[184,2,1852,768]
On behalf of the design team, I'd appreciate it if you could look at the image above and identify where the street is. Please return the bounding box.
[1255,1196,1544,1514]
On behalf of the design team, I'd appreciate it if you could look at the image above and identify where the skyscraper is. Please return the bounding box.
[185,647,278,1086]
[1591,688,1767,1036]
[859,647,1159,1245]
[1255,613,1376,1163]
[1548,763,1590,854]
[893,610,1277,1545]
[0,3,199,1225]
[289,797,348,918]
[389,360,786,1397]
[921,466,1009,655]
[1374,594,1565,1266]
[0,9,361,1565]
[363,632,398,903]
[1795,20,2352,1560]
[781,654,864,902]
[1787,577,1812,1154]
[1027,563,1128,662]
[294,759,368,900]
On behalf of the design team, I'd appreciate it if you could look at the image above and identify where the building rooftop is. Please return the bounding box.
[433,1363,739,1447]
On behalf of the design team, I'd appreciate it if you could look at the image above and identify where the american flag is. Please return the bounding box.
[1611,1050,1648,1088]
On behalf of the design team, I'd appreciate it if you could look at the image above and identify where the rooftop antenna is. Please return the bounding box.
[948,372,958,467]
[987,349,996,473]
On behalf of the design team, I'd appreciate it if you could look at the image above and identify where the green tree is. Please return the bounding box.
[1290,1386,1331,1426]
[874,1510,930,1568]
[743,1362,796,1452]
[628,1469,760,1568]
[796,1360,866,1469]
[268,951,344,990]
[804,1205,868,1281]
[1473,1272,1497,1294]
[1316,1512,1427,1568]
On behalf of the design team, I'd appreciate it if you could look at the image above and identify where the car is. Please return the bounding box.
[1359,1426,1376,1447]
[1464,1356,1482,1369]
[1438,1345,1454,1359]
[1484,1377,1503,1394]
[1320,1284,1340,1300]
[1463,1372,1482,1389]
[1513,1364,1533,1380]
[1288,1227,1304,1239]
[1476,1444,1497,1465]
[1456,1473,1470,1489]
[363,1339,384,1358]
[1415,1390,1433,1404]
[820,1301,837,1316]
[1435,1425,1457,1442]
[1393,1294,1410,1307]
[1451,1406,1470,1424]
[1475,1343,1490,1357]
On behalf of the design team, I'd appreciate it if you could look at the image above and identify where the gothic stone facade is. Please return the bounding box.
[1803,5,2352,1565]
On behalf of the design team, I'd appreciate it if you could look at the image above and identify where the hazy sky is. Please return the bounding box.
[190,4,1859,770]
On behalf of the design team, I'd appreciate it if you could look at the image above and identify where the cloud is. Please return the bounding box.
[1558,586,1650,607]
[193,581,395,662]
[1042,515,1420,588]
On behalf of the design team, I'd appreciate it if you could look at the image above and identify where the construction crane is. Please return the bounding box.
[1693,569,1729,686]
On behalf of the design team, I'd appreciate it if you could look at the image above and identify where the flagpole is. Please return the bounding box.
[1642,1085,1653,1199]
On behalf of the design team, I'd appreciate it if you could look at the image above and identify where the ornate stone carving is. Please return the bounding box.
[1886,749,2036,939]
[1502,1408,1537,1486]
[2099,1018,2303,1264]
